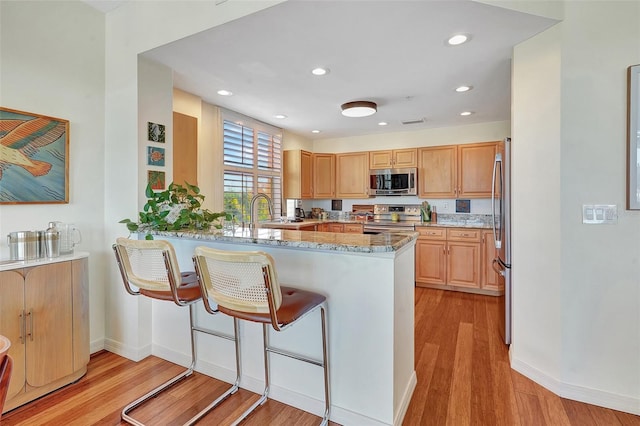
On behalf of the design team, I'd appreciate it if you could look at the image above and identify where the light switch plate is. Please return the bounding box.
[583,204,617,224]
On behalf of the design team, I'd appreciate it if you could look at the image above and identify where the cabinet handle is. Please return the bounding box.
[27,309,33,341]
[19,310,25,344]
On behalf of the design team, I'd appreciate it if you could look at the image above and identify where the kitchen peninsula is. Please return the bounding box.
[138,228,418,426]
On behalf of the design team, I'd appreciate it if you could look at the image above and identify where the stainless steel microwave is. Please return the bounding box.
[369,168,417,196]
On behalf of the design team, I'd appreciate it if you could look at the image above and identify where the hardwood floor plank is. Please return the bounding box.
[561,398,599,425]
[446,322,473,426]
[515,391,547,426]
[534,381,572,426]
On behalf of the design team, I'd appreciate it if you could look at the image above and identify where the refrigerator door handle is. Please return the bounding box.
[492,153,503,249]
[492,258,505,276]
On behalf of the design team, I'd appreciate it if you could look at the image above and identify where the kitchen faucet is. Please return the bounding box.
[249,193,274,229]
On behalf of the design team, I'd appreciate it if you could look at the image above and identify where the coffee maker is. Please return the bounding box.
[295,207,305,219]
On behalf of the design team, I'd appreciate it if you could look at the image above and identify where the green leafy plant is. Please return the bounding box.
[119,182,230,240]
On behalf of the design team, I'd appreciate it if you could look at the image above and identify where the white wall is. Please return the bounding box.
[0,1,107,352]
[511,1,640,414]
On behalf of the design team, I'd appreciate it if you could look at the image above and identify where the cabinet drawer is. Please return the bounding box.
[447,228,481,242]
[417,227,446,240]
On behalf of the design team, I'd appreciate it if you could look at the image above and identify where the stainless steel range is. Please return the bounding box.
[362,204,421,234]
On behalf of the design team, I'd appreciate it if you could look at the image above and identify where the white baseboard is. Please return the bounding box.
[511,358,640,416]
[103,338,151,362]
[394,371,417,426]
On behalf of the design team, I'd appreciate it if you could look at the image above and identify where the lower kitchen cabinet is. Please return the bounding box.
[0,257,89,413]
[416,227,499,294]
[315,222,363,233]
[343,223,364,233]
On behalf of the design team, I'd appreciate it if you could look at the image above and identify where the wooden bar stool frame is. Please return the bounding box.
[113,238,241,426]
[192,246,330,426]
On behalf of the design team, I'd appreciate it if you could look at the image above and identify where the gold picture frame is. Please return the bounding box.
[0,107,69,204]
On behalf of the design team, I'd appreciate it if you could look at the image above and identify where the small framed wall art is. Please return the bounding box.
[147,146,165,166]
[148,170,165,191]
[0,107,70,204]
[147,121,165,143]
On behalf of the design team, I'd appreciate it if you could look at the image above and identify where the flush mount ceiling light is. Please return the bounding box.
[460,111,474,116]
[341,101,377,117]
[455,85,473,92]
[311,129,321,134]
[217,89,233,96]
[274,114,287,119]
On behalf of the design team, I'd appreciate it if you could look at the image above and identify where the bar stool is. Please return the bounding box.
[112,237,240,426]
[192,246,330,426]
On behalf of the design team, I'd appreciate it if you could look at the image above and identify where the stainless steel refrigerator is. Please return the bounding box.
[492,137,512,345]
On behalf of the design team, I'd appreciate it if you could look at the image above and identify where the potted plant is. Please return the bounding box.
[120,182,229,239]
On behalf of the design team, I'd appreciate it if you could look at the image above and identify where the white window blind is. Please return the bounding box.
[222,111,282,224]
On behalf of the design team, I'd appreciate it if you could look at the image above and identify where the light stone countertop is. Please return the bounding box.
[0,251,89,272]
[148,228,418,253]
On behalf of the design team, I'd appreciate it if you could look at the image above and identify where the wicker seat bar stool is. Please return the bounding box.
[112,237,241,426]
[192,246,330,426]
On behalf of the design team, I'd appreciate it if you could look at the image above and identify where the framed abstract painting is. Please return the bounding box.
[0,107,69,204]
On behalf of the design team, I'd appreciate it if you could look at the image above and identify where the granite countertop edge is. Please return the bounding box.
[148,229,418,254]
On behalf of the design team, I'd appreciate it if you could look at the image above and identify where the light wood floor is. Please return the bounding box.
[2,288,639,425]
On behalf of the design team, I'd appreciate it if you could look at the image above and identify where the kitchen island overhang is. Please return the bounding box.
[128,228,417,426]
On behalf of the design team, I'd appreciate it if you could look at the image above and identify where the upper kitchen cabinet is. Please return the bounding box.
[336,151,370,198]
[369,148,417,169]
[283,150,313,199]
[418,145,457,198]
[312,153,335,199]
[418,141,501,198]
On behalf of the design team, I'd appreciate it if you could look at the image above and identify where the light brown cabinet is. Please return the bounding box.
[0,258,89,413]
[336,151,370,198]
[343,223,364,234]
[283,150,313,199]
[312,153,335,199]
[415,227,481,289]
[369,148,417,169]
[418,141,500,199]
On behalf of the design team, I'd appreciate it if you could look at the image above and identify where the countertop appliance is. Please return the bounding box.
[361,204,421,234]
[369,168,417,196]
[492,137,512,345]
[295,207,305,219]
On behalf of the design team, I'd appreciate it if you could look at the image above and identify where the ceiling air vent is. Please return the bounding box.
[401,118,425,125]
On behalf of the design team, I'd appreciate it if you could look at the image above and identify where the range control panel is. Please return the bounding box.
[373,204,421,216]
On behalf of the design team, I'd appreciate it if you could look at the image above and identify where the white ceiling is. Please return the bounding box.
[93,1,557,140]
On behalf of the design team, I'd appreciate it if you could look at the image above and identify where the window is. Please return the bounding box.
[222,111,282,224]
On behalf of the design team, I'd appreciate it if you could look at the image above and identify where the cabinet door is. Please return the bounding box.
[418,146,457,198]
[24,263,73,388]
[312,153,335,198]
[300,150,313,199]
[0,270,26,401]
[328,223,344,233]
[481,231,501,291]
[336,152,370,198]
[458,142,498,198]
[415,240,447,285]
[72,259,90,370]
[343,224,363,234]
[369,150,393,169]
[283,150,313,199]
[447,241,480,288]
[393,148,417,168]
[317,223,329,232]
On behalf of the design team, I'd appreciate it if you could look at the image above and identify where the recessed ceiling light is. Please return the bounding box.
[217,89,233,96]
[447,34,470,46]
[460,111,474,116]
[274,114,287,119]
[378,122,388,126]
[311,67,329,76]
[455,85,473,92]
[341,101,377,117]
[311,130,321,134]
